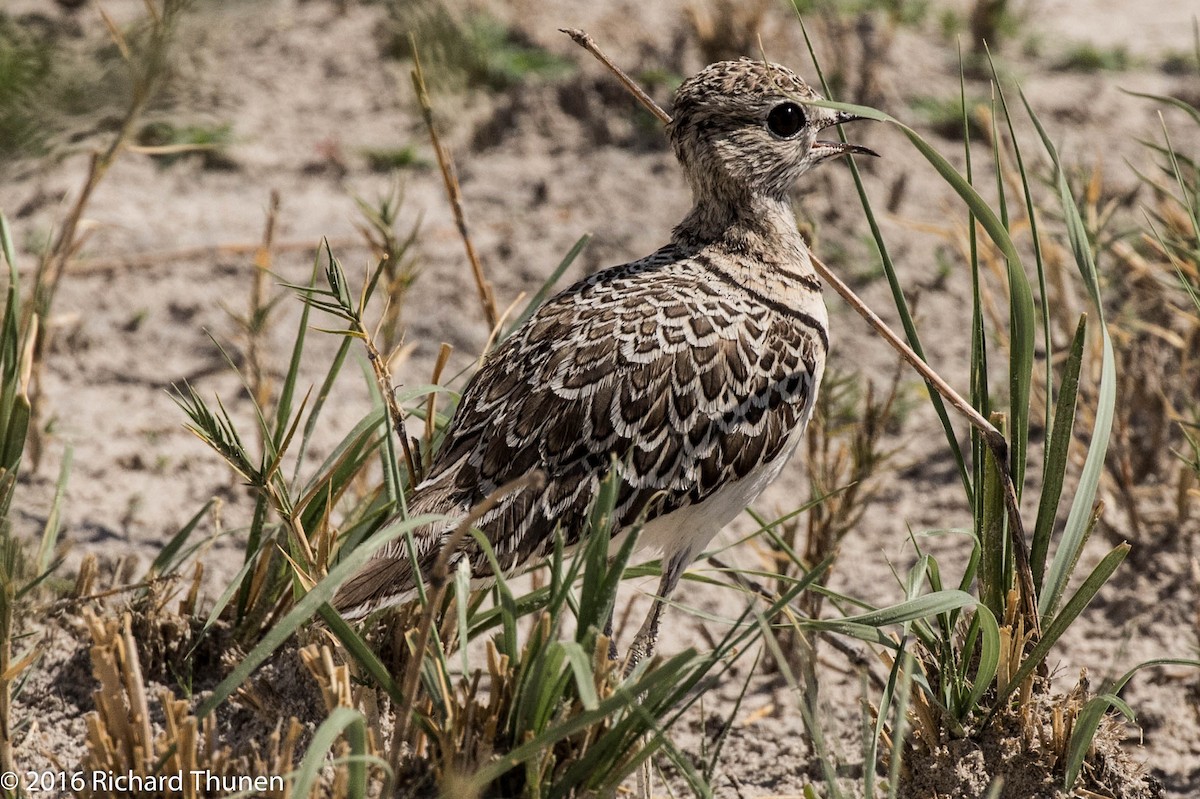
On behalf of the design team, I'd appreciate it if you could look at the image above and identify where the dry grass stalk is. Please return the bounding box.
[24,0,187,473]
[248,189,282,424]
[409,39,499,331]
[82,606,299,799]
[353,192,421,355]
[82,609,155,782]
[300,643,355,712]
[348,290,421,487]
[423,342,453,471]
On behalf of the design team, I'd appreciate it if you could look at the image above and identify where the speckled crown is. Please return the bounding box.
[671,58,819,121]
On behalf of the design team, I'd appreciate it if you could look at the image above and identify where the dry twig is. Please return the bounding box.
[410,38,499,330]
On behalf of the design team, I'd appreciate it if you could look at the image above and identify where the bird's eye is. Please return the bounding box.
[766,102,806,138]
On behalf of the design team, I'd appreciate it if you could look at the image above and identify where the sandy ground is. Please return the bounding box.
[6,0,1200,795]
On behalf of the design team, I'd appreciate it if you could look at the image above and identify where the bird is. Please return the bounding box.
[333,58,876,668]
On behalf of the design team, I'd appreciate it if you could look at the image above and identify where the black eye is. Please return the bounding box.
[766,102,806,138]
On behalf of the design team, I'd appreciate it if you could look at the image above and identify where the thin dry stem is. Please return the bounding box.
[24,1,184,472]
[410,38,499,330]
[339,275,420,486]
[814,251,1039,633]
[248,190,281,424]
[425,343,453,469]
[559,29,672,125]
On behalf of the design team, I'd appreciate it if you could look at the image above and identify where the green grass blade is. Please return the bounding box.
[964,58,989,551]
[288,706,388,799]
[991,543,1128,715]
[802,589,977,643]
[961,605,1000,719]
[1022,91,1118,622]
[1030,315,1086,594]
[979,413,1008,617]
[1063,657,1200,789]
[1063,693,1134,791]
[195,513,440,719]
[466,651,698,789]
[990,54,1055,470]
[272,253,319,450]
[1121,88,1200,125]
[148,498,215,578]
[33,443,71,575]
[454,559,471,677]
[800,25,973,500]
[886,650,917,799]
[559,640,600,711]
[292,334,353,485]
[505,233,591,338]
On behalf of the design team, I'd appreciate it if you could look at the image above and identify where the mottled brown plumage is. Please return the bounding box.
[334,58,874,664]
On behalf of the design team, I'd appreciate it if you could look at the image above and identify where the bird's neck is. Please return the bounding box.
[672,192,812,271]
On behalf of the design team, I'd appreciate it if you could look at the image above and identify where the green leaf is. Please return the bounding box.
[979,413,1009,618]
[505,233,591,338]
[148,497,215,578]
[1063,658,1200,789]
[1121,88,1200,125]
[1022,91,1118,622]
[802,590,977,644]
[991,544,1128,715]
[560,640,600,711]
[1031,315,1086,594]
[961,604,1000,719]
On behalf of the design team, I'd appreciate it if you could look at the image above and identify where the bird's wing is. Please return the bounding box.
[416,254,825,574]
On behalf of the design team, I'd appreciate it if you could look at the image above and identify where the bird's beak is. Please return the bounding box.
[812,111,879,160]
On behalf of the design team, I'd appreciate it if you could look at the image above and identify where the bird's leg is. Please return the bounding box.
[625,550,690,676]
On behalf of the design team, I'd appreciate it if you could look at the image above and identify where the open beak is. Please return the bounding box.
[812,111,879,160]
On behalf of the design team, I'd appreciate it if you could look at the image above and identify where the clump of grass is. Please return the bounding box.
[0,13,129,166]
[910,94,991,140]
[1109,89,1200,530]
[1054,43,1133,73]
[379,1,573,91]
[351,183,423,356]
[172,230,810,794]
[362,144,427,173]
[0,15,58,163]
[0,214,72,781]
[135,119,236,169]
[764,29,1195,796]
[1031,89,1200,543]
[81,606,313,799]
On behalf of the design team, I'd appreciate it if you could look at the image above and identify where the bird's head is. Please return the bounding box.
[668,59,876,203]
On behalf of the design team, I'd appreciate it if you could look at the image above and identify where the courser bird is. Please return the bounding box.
[333,58,876,667]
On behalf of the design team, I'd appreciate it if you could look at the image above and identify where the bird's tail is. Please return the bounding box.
[331,471,544,621]
[331,487,462,620]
